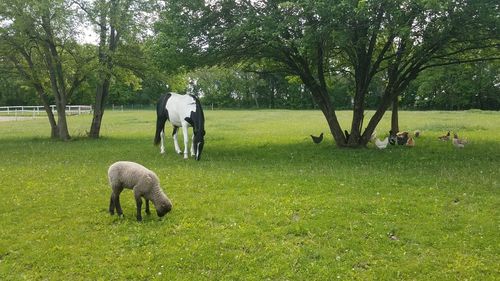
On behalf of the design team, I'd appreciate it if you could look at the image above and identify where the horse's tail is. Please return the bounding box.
[154,94,170,146]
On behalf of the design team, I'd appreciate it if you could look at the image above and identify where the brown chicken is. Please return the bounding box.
[438,131,450,141]
[406,137,415,147]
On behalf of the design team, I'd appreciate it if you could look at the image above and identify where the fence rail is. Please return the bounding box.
[0,105,93,116]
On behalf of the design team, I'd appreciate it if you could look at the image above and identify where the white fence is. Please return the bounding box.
[0,105,93,117]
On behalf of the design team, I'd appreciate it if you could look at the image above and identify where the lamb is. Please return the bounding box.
[107,161,172,221]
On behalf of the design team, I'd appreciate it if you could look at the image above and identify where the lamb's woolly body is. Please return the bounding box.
[108,161,172,220]
[108,161,160,200]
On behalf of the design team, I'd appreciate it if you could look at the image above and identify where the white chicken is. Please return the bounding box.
[375,137,389,149]
[453,133,467,148]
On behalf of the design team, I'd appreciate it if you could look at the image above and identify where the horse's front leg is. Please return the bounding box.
[172,126,182,154]
[182,124,189,159]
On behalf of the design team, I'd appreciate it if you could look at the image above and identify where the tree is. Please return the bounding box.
[0,63,40,106]
[403,61,500,110]
[75,0,160,138]
[363,0,500,135]
[187,65,316,109]
[154,0,499,147]
[0,0,90,140]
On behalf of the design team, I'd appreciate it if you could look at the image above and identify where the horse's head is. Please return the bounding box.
[187,95,205,161]
[193,129,205,161]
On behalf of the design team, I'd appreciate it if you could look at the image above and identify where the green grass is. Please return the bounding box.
[0,110,499,280]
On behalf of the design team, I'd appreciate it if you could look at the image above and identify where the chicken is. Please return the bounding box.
[389,130,397,145]
[375,137,389,149]
[453,133,467,148]
[311,133,324,144]
[370,131,377,143]
[396,131,409,145]
[406,137,415,147]
[438,131,450,141]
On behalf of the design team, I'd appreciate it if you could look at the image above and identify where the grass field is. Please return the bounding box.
[0,109,499,280]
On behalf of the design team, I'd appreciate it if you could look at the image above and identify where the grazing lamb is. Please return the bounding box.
[107,161,172,221]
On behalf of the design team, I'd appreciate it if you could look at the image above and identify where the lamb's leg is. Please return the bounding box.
[145,200,151,215]
[134,196,143,222]
[109,195,115,215]
[112,191,124,217]
[134,189,144,221]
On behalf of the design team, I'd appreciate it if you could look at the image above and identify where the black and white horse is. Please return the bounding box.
[154,93,205,160]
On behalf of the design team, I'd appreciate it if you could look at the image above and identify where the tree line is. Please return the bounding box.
[2,62,499,111]
[1,0,498,146]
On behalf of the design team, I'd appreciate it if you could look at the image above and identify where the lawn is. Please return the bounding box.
[0,109,498,280]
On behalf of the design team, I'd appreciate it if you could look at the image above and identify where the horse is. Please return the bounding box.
[154,93,205,160]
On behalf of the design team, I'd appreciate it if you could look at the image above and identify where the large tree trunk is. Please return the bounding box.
[43,51,71,141]
[306,81,346,146]
[297,42,348,147]
[89,1,120,138]
[56,103,70,140]
[323,107,346,146]
[391,95,399,134]
[12,56,59,139]
[362,68,419,144]
[362,88,398,144]
[348,84,368,147]
[41,12,71,141]
[89,77,110,138]
[36,86,59,139]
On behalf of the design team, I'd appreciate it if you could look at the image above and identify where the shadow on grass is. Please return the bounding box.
[1,135,498,170]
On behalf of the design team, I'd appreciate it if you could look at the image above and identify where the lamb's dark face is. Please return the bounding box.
[156,199,172,217]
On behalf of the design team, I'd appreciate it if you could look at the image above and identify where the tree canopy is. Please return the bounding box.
[154,0,499,147]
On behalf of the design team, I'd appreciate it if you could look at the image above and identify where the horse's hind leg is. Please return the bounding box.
[160,130,166,154]
[172,126,182,154]
[190,134,195,157]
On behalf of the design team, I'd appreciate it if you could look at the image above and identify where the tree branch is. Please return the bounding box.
[420,57,500,71]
